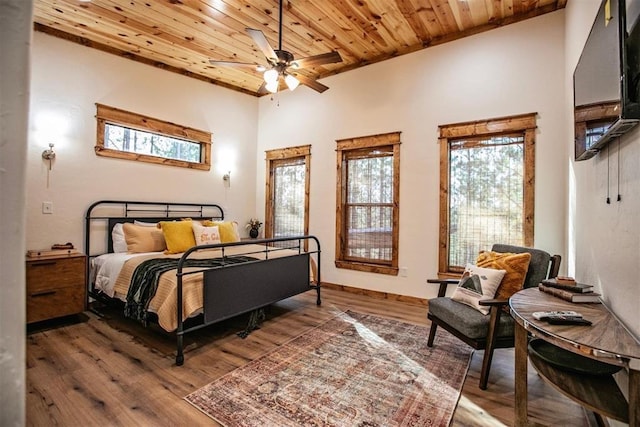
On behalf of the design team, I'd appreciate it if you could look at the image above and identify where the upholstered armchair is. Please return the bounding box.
[426,244,561,390]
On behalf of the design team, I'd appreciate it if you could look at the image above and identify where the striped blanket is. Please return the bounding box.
[124,255,257,325]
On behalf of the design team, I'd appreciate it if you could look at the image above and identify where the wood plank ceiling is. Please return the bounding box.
[33,0,567,97]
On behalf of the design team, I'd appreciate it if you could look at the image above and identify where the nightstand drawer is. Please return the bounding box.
[27,284,85,323]
[26,256,85,293]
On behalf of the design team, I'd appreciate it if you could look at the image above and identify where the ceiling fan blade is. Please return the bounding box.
[246,28,278,63]
[291,51,343,69]
[209,60,264,72]
[294,73,330,93]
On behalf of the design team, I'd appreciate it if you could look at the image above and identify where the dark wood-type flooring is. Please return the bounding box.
[26,288,597,426]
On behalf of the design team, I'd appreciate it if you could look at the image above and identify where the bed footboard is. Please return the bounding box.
[203,254,311,324]
[175,236,321,366]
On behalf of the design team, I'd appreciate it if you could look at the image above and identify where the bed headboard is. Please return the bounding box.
[85,200,224,256]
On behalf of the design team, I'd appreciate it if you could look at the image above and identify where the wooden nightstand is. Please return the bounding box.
[25,253,86,324]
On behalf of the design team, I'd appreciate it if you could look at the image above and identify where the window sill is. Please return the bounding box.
[437,271,462,280]
[335,260,398,276]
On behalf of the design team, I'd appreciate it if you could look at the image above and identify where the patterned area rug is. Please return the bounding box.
[185,311,472,427]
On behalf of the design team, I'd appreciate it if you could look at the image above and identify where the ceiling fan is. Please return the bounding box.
[209,0,342,95]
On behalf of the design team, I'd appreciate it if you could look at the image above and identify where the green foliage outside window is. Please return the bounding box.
[105,123,201,163]
[448,135,525,268]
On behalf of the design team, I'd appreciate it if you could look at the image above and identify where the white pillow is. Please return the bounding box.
[451,263,506,315]
[111,223,128,253]
[134,220,159,227]
[192,222,221,246]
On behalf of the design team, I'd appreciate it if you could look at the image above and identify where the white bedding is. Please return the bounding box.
[91,251,162,298]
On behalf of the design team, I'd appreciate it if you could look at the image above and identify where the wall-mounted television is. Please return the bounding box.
[574,0,640,161]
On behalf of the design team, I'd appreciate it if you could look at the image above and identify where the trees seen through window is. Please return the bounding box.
[438,114,536,276]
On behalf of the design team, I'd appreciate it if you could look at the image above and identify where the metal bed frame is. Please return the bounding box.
[84,200,321,365]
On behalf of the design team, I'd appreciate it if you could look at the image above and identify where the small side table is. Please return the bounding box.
[26,252,86,324]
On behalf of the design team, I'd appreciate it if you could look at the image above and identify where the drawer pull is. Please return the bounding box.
[31,290,57,297]
[30,261,57,267]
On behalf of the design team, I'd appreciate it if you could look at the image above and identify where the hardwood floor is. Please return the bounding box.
[26,288,595,426]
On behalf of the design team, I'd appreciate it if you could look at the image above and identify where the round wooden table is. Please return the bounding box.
[509,287,640,426]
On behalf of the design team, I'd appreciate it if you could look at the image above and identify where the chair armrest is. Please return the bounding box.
[427,278,459,297]
[478,298,509,307]
[426,279,459,285]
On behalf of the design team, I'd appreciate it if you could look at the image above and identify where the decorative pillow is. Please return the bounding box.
[192,222,221,246]
[476,251,532,300]
[451,264,506,315]
[111,223,128,253]
[211,221,241,243]
[160,220,196,254]
[123,223,166,253]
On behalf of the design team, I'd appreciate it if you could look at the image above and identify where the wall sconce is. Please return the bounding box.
[42,143,56,170]
[223,171,231,188]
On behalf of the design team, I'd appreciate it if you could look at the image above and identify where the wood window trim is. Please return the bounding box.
[95,103,211,170]
[438,113,537,278]
[264,145,311,242]
[335,131,401,276]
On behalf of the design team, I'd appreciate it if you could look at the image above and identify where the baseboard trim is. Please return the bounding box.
[320,281,427,307]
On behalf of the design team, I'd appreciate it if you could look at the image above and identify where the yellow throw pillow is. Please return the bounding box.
[160,220,196,254]
[212,221,241,243]
[476,251,531,300]
[123,223,166,253]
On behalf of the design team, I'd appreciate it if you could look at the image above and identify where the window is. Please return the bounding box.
[265,146,310,246]
[438,113,536,276]
[95,104,211,170]
[335,132,401,275]
[574,101,619,159]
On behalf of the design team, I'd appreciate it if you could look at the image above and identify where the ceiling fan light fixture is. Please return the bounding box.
[285,74,300,90]
[209,0,342,94]
[265,80,279,93]
[264,69,279,84]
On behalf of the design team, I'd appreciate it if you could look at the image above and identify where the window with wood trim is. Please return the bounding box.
[95,104,211,170]
[336,132,401,275]
[265,146,310,246]
[438,113,536,277]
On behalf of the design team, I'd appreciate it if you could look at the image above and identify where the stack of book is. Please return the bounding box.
[26,248,80,258]
[538,276,601,303]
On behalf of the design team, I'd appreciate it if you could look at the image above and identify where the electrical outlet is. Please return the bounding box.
[42,201,53,214]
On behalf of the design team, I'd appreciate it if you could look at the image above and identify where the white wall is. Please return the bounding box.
[565,1,640,338]
[257,11,568,300]
[28,32,260,251]
[1,2,32,425]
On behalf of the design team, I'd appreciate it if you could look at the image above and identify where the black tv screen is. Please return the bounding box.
[573,0,640,161]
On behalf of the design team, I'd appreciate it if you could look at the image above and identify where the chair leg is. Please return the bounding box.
[479,306,502,390]
[427,322,438,347]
